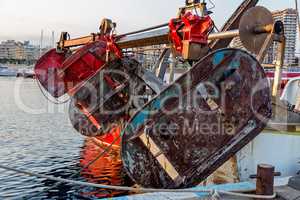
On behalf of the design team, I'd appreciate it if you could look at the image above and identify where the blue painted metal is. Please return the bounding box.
[212,51,225,66]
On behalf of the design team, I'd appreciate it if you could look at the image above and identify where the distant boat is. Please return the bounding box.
[16,68,35,79]
[0,65,17,77]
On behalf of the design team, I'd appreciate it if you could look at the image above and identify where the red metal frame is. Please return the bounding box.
[35,36,122,98]
[169,12,213,54]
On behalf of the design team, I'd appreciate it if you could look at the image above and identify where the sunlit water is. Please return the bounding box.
[0,77,128,199]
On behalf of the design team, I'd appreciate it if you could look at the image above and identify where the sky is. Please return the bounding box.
[0,0,299,51]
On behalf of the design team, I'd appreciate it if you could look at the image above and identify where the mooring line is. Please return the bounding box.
[0,164,277,199]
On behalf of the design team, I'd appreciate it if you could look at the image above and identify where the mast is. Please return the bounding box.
[51,31,55,48]
[39,29,44,57]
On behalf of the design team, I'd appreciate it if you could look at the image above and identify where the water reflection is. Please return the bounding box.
[0,78,132,199]
[79,138,131,199]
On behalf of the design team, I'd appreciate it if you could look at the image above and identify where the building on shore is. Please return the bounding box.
[23,41,40,62]
[0,40,26,61]
[266,9,298,66]
[0,40,48,64]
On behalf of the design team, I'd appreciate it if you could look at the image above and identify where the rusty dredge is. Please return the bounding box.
[35,0,287,191]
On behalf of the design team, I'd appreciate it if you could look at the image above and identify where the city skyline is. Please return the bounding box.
[0,0,299,51]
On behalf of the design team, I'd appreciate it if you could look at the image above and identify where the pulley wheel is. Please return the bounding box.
[239,6,274,54]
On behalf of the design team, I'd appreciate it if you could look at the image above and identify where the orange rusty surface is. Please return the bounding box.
[79,137,124,198]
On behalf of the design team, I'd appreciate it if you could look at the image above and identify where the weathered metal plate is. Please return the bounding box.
[69,58,133,137]
[121,48,272,189]
[34,49,66,97]
[69,58,162,137]
[239,6,274,55]
[35,41,107,98]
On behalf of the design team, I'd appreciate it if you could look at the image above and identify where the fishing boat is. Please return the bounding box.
[16,68,35,79]
[32,0,300,198]
[0,64,17,77]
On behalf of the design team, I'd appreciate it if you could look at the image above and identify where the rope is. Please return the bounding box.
[0,164,277,199]
[36,79,70,105]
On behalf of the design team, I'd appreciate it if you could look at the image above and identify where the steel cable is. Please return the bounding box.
[36,79,70,105]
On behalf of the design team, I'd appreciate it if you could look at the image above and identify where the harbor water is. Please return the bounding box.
[0,77,129,199]
[1,77,300,199]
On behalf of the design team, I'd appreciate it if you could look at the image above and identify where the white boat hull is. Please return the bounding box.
[237,131,300,181]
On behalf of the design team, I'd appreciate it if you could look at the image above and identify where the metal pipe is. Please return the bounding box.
[272,37,285,97]
[117,23,169,38]
[250,172,281,179]
[116,28,169,49]
[63,35,96,48]
[208,30,240,41]
[254,24,273,34]
[169,53,176,83]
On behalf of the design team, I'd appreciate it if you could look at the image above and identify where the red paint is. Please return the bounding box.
[169,12,213,54]
[35,37,123,98]
[34,49,67,97]
[266,71,300,92]
[266,71,300,80]
[62,41,107,96]
[94,125,122,146]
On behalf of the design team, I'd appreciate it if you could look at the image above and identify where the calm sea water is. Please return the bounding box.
[0,77,128,199]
